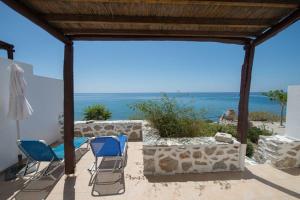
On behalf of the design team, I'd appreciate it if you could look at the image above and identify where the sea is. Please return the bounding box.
[74,92,281,122]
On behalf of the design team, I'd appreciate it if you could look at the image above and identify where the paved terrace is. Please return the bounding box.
[1,142,300,200]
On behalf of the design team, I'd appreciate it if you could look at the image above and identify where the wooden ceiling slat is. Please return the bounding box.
[59,0,300,8]
[70,34,250,44]
[63,28,258,37]
[44,14,272,28]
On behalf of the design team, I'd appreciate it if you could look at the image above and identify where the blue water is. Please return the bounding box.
[74,92,280,121]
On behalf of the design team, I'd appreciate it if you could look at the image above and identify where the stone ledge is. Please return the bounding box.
[70,120,144,141]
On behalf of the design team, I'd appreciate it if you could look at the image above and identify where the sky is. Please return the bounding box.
[0,2,300,93]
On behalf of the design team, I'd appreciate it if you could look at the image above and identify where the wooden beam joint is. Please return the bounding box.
[254,9,300,46]
[0,40,15,59]
[1,0,70,44]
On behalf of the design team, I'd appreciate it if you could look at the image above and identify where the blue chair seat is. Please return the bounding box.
[52,137,89,160]
[90,134,127,157]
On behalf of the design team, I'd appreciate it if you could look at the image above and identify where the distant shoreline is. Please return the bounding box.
[74,92,280,121]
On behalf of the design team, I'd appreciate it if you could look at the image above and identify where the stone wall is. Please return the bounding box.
[142,124,242,175]
[72,120,143,141]
[254,135,300,169]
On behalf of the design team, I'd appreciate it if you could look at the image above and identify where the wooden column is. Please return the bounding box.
[237,42,255,144]
[63,41,75,174]
[7,48,14,60]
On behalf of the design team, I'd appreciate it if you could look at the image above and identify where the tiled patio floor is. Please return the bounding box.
[1,142,300,200]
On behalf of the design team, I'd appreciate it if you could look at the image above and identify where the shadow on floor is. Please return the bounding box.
[63,176,76,200]
[0,148,88,200]
[145,167,300,199]
[90,158,125,196]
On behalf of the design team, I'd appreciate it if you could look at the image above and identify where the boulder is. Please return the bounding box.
[215,132,233,143]
[223,109,236,121]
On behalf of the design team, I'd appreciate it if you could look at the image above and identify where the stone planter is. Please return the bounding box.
[142,124,243,175]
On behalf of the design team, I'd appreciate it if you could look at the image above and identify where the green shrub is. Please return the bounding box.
[246,140,254,157]
[249,111,281,122]
[247,126,272,144]
[130,94,272,143]
[130,94,206,137]
[83,104,111,120]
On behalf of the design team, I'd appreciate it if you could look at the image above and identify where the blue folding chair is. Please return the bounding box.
[17,137,89,180]
[89,134,128,175]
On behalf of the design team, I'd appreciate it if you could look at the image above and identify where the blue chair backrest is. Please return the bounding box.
[90,137,121,157]
[18,140,59,161]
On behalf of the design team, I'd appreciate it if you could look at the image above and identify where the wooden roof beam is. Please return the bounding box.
[0,40,14,50]
[64,0,300,8]
[70,34,251,45]
[254,9,300,46]
[1,0,71,44]
[63,28,258,38]
[44,14,271,28]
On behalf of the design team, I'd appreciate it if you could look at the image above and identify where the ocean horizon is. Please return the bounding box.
[74,92,281,121]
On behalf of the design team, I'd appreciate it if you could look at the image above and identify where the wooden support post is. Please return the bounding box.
[63,41,75,174]
[7,48,14,60]
[237,42,255,144]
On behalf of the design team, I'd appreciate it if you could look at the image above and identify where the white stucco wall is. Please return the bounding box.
[285,85,300,139]
[0,58,63,172]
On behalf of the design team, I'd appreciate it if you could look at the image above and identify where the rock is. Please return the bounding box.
[204,146,217,155]
[223,109,236,121]
[82,126,92,132]
[274,157,297,168]
[215,132,233,143]
[74,130,82,137]
[287,151,297,156]
[159,156,178,172]
[292,145,300,151]
[104,125,114,130]
[227,149,238,154]
[212,160,227,170]
[143,149,156,156]
[133,125,142,130]
[193,151,202,159]
[195,161,207,165]
[179,151,191,159]
[216,150,224,155]
[84,133,94,137]
[144,158,155,172]
[182,162,192,171]
[229,164,239,170]
[93,125,101,131]
[129,131,139,140]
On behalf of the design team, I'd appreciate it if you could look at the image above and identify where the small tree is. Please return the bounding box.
[83,104,111,120]
[262,90,287,126]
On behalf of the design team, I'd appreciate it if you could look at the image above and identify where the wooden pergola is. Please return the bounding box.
[2,0,300,174]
